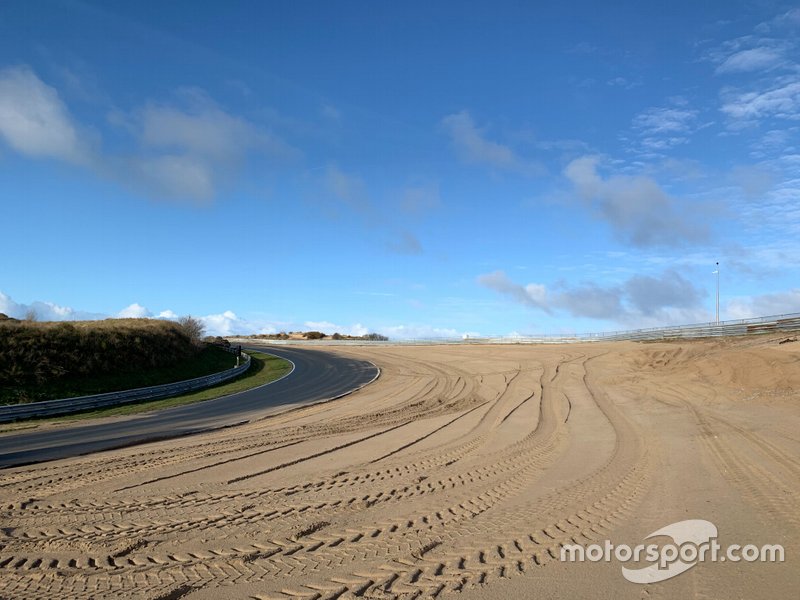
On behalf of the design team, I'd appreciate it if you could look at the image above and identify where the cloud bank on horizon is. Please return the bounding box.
[0,3,798,336]
[0,291,454,339]
[4,287,799,339]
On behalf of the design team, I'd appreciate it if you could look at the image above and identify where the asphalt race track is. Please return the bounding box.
[0,346,379,468]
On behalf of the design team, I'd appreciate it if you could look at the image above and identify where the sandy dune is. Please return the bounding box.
[0,335,798,599]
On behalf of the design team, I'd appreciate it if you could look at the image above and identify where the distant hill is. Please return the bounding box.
[240,331,389,341]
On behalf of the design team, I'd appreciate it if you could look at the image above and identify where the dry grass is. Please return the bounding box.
[0,318,199,404]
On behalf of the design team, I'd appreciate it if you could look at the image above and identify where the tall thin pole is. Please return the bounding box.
[716,261,720,325]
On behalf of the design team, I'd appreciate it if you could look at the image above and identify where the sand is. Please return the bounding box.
[0,334,797,599]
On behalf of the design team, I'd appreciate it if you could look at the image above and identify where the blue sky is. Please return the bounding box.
[1,1,799,337]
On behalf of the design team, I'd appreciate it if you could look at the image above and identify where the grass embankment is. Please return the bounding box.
[0,318,217,404]
[2,345,237,404]
[0,351,292,430]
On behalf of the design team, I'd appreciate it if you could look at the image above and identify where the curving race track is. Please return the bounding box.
[0,346,379,468]
[0,337,797,599]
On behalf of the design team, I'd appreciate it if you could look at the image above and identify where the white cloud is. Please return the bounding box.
[132,154,215,202]
[607,77,641,89]
[181,310,282,337]
[478,269,711,327]
[703,31,792,74]
[0,291,103,321]
[726,289,800,319]
[199,311,243,336]
[381,324,462,339]
[1,291,413,339]
[441,110,544,176]
[717,47,786,74]
[623,271,706,316]
[563,156,708,247]
[756,128,796,153]
[140,96,294,162]
[0,65,300,203]
[117,93,299,202]
[554,282,625,320]
[700,20,798,129]
[117,303,152,318]
[729,165,775,198]
[631,105,699,151]
[0,66,89,163]
[303,321,369,337]
[633,106,698,134]
[720,77,800,124]
[778,8,800,26]
[476,271,550,311]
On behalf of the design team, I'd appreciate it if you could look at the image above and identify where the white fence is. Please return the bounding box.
[472,312,800,344]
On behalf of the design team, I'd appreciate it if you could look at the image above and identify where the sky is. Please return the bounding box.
[1,0,799,338]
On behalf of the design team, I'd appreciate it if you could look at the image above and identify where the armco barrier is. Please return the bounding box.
[0,350,251,423]
[469,312,800,343]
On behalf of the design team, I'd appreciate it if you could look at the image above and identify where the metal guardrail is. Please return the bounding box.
[230,311,800,346]
[0,348,251,423]
[475,312,800,344]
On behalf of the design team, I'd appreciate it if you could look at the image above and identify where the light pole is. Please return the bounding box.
[714,262,720,325]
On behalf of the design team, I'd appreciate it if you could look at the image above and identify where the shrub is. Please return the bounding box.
[304,331,326,340]
[178,316,205,346]
[0,319,199,389]
[364,333,388,341]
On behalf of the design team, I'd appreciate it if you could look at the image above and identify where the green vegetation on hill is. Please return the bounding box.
[0,318,232,405]
[0,351,292,428]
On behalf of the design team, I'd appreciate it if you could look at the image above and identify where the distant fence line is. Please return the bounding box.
[474,312,800,344]
[0,348,251,423]
[231,312,800,346]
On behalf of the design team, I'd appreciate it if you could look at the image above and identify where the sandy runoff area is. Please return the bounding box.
[0,334,798,599]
